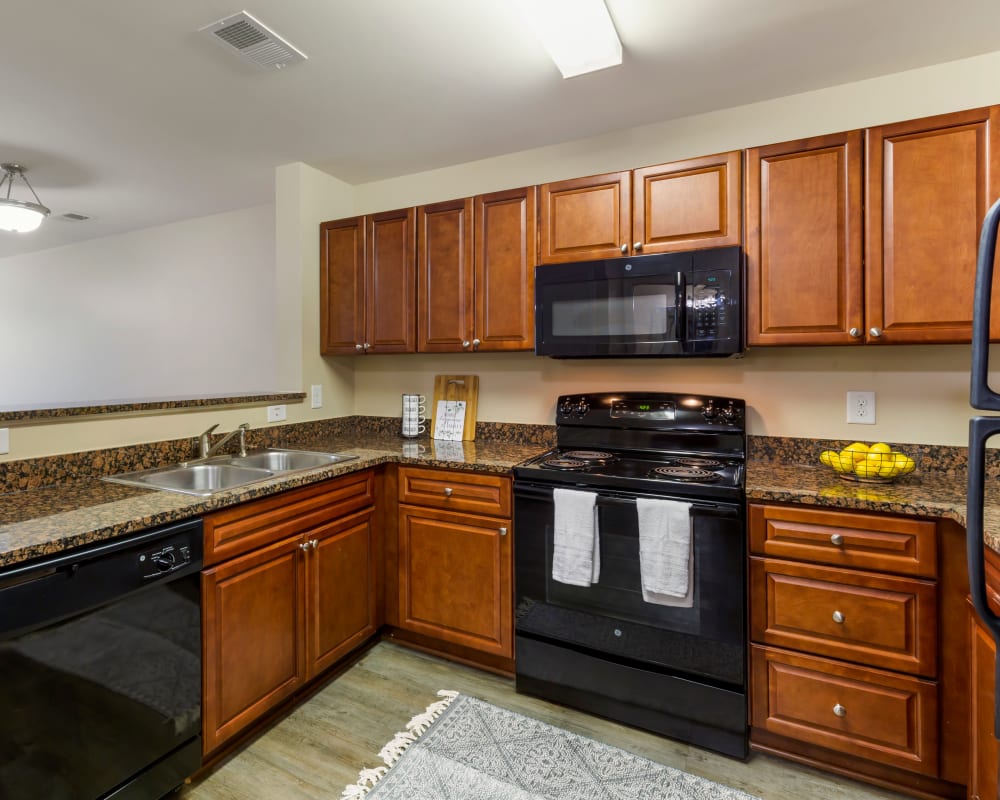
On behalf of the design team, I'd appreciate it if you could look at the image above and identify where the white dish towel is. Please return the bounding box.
[551,488,600,586]
[636,497,694,607]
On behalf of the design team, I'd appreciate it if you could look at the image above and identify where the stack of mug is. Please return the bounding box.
[402,393,427,438]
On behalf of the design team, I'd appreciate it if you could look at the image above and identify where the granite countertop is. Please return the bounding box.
[0,434,547,568]
[3,431,998,569]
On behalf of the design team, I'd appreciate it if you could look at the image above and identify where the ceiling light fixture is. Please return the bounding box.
[513,0,622,79]
[0,164,50,233]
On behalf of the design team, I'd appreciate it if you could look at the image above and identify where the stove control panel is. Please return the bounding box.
[610,400,675,420]
[555,392,746,432]
[702,400,740,422]
[557,397,591,418]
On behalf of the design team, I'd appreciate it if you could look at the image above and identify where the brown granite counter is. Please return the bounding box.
[0,434,549,568]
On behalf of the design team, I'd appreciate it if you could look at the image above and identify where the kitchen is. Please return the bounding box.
[3,2,1000,799]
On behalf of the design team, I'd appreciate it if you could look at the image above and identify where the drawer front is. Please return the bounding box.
[749,503,937,577]
[751,645,938,776]
[398,466,511,517]
[750,557,937,675]
[204,470,375,565]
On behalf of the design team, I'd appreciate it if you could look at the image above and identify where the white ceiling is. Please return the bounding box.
[3,0,1000,259]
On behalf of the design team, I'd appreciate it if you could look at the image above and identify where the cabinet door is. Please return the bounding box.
[306,509,377,677]
[397,505,512,658]
[320,216,366,354]
[745,132,864,345]
[475,186,537,351]
[866,106,1000,343]
[202,536,306,753]
[417,198,475,352]
[632,151,741,255]
[970,605,999,800]
[538,171,631,263]
[366,208,416,353]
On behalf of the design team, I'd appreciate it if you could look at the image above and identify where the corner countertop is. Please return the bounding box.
[0,435,546,568]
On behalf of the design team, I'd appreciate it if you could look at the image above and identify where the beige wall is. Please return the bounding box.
[6,49,1000,462]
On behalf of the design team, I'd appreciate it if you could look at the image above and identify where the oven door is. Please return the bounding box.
[513,481,745,686]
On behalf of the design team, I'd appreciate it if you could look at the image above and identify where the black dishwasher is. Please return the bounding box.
[0,518,203,799]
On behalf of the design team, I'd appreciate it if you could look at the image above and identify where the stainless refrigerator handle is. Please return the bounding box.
[966,416,1000,736]
[971,197,1000,409]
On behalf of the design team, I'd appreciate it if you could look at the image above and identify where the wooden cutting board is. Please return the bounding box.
[431,374,479,441]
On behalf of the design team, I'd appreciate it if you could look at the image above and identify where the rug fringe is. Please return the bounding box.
[341,690,460,800]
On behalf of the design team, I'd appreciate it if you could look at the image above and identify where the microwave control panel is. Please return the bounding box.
[687,271,734,341]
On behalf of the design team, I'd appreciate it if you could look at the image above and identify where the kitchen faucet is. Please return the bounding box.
[198,423,250,459]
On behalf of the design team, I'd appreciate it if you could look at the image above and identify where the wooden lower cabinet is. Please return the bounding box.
[970,605,999,800]
[201,475,378,754]
[392,466,513,667]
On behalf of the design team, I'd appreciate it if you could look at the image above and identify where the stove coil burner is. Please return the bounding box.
[542,457,590,470]
[651,466,721,482]
[562,450,616,465]
[672,456,723,469]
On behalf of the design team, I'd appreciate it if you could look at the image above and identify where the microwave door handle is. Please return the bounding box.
[967,415,1000,735]
[971,198,1000,409]
[676,271,687,340]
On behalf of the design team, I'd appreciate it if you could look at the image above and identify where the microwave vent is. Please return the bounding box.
[198,10,307,70]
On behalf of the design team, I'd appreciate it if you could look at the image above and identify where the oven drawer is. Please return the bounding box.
[751,645,938,776]
[399,466,511,517]
[748,504,937,577]
[750,557,937,676]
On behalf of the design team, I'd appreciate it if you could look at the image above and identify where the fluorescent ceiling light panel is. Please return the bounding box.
[514,0,623,78]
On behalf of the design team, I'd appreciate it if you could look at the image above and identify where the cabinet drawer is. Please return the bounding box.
[204,470,375,565]
[398,466,511,517]
[750,557,937,675]
[751,645,938,776]
[749,504,936,577]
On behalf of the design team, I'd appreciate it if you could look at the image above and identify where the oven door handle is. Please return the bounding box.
[513,483,739,516]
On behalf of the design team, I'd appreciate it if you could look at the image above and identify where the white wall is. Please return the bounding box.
[0,205,279,407]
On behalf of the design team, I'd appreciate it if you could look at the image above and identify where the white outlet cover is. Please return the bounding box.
[267,404,287,422]
[846,391,876,424]
[0,428,8,454]
[310,384,323,409]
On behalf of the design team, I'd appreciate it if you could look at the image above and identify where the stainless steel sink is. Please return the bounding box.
[104,463,275,496]
[225,448,358,472]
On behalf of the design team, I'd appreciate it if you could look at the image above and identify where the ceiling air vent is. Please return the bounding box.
[61,213,90,222]
[199,11,307,70]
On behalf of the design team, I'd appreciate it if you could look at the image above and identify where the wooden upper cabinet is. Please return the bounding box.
[367,208,417,352]
[475,186,536,351]
[319,208,416,355]
[416,187,536,352]
[745,132,864,346]
[417,198,475,352]
[538,171,631,263]
[633,151,741,254]
[320,216,366,354]
[866,106,1000,344]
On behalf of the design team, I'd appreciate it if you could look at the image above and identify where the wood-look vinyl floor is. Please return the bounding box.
[180,641,908,800]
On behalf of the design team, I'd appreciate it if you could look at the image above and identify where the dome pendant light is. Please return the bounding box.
[0,163,50,233]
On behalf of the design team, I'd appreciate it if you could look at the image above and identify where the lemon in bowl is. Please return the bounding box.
[819,442,916,482]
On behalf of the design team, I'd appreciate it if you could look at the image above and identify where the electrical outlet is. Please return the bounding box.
[0,428,8,454]
[310,384,323,409]
[267,404,287,423]
[846,391,876,424]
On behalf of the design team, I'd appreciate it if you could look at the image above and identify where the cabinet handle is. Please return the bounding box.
[620,244,628,254]
[363,342,371,350]
[832,610,845,624]
[310,539,318,549]
[833,703,847,718]
[499,526,507,536]
[633,241,643,251]
[355,343,364,351]
[869,327,883,338]
[830,533,844,546]
[472,338,481,349]
[462,340,470,349]
[444,487,453,496]
[299,541,310,551]
[848,327,862,338]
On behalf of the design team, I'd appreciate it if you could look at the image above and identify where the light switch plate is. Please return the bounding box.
[0,428,8,454]
[310,384,323,409]
[267,404,287,422]
[846,391,876,424]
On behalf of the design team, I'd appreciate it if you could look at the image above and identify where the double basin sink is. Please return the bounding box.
[104,448,359,496]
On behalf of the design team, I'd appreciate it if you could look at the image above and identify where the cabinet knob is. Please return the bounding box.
[310,539,318,549]
[462,340,470,348]
[634,241,643,251]
[830,533,844,546]
[832,610,845,624]
[472,338,481,348]
[869,327,883,338]
[499,526,507,536]
[833,703,847,718]
[848,327,862,338]
[363,342,371,350]
[299,541,310,551]
[620,244,628,254]
[355,343,364,351]
[444,487,453,497]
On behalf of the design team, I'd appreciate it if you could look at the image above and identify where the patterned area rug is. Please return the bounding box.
[342,691,760,800]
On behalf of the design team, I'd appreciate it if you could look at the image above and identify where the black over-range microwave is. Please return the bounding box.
[534,245,743,358]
